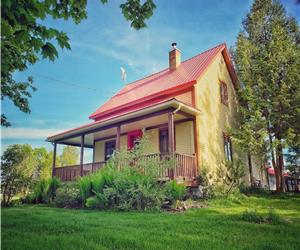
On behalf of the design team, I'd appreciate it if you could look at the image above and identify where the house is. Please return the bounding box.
[47,43,259,186]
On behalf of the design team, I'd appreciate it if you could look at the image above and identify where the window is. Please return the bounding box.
[223,133,233,161]
[159,128,169,153]
[105,141,116,161]
[220,81,228,106]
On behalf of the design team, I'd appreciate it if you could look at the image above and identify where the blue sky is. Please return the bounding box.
[1,0,299,159]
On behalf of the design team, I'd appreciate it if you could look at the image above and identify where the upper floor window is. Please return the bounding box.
[223,133,233,161]
[220,81,228,106]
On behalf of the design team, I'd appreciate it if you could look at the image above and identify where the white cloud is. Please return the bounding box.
[1,127,66,140]
[71,24,179,75]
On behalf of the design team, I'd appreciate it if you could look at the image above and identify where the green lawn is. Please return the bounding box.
[2,194,300,250]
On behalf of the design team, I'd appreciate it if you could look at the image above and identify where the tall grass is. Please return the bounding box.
[240,207,283,224]
[78,175,92,204]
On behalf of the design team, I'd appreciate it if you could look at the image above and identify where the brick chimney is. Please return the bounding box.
[169,42,181,71]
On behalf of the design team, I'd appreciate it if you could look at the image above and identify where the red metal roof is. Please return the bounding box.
[89,43,236,121]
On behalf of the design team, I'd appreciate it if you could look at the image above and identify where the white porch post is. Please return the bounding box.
[116,125,121,151]
[168,111,175,179]
[52,142,57,177]
[168,111,175,153]
[80,135,85,176]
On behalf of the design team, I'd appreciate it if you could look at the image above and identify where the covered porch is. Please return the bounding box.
[47,99,200,186]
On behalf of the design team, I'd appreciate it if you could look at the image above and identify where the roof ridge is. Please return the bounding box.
[113,43,226,97]
[179,42,225,66]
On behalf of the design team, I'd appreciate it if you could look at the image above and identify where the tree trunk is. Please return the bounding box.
[274,128,285,193]
[274,161,281,193]
[277,144,285,193]
[248,153,254,186]
[267,127,276,168]
[267,128,281,192]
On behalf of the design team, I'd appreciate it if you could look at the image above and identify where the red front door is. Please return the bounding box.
[127,130,143,149]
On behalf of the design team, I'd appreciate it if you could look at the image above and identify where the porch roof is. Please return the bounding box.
[46,98,200,146]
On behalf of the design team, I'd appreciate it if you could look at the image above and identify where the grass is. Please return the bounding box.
[2,194,300,250]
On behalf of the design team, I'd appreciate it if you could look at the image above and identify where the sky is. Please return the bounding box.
[1,0,299,161]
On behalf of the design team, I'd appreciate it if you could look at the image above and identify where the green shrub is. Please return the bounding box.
[90,171,106,193]
[77,135,176,211]
[77,166,166,211]
[33,179,48,203]
[28,177,61,204]
[102,167,165,211]
[22,192,36,204]
[85,196,102,209]
[47,177,60,201]
[54,182,82,208]
[241,209,265,223]
[163,180,186,202]
[215,159,246,196]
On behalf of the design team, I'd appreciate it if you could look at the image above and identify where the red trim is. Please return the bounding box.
[127,130,143,149]
[90,80,196,120]
[191,86,196,107]
[221,47,238,90]
[92,87,195,123]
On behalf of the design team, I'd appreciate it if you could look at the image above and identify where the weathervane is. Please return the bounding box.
[121,66,127,82]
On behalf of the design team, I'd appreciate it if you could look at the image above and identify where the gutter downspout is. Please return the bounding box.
[173,104,182,114]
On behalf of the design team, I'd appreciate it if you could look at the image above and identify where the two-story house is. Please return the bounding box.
[47,43,263,186]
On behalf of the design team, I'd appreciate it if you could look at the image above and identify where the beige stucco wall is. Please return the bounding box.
[174,91,193,106]
[93,122,195,162]
[194,53,239,174]
[94,135,127,162]
[145,128,160,154]
[94,140,105,162]
[194,52,265,186]
[175,121,195,155]
[120,135,127,150]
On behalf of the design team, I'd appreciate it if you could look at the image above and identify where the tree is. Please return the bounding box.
[1,0,156,126]
[1,144,35,206]
[229,109,269,186]
[33,147,53,180]
[232,0,300,192]
[1,144,58,206]
[60,146,79,167]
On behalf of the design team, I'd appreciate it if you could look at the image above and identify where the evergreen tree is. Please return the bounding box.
[232,0,300,192]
